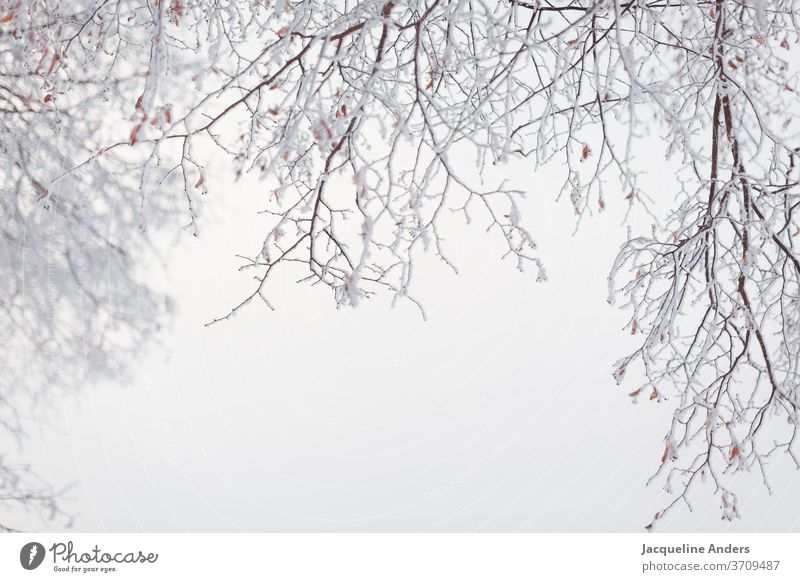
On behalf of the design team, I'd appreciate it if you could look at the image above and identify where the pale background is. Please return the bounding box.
[10,141,800,533]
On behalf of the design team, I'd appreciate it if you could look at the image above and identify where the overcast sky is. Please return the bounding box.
[9,139,800,534]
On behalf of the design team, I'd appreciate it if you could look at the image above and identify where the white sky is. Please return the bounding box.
[11,136,800,534]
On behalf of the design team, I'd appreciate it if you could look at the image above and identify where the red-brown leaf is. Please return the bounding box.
[129,122,142,145]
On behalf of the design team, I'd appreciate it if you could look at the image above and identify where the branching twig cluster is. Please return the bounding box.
[1,0,799,528]
[608,0,800,527]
